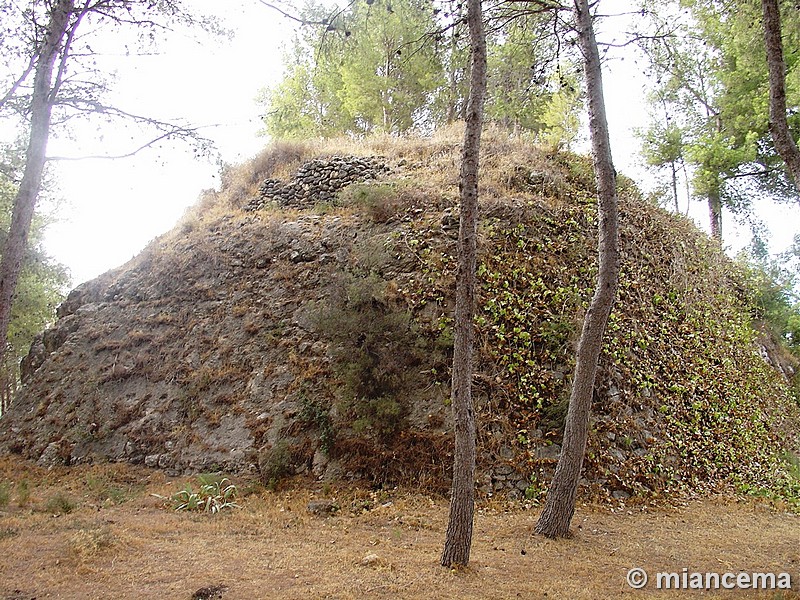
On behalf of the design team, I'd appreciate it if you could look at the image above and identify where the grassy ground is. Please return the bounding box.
[0,457,798,599]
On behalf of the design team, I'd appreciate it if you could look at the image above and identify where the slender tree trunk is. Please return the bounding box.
[707,189,722,241]
[670,161,679,213]
[682,163,691,215]
[762,0,800,189]
[534,0,619,539]
[0,0,74,370]
[441,0,487,569]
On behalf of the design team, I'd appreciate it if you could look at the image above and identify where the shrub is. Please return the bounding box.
[338,182,401,223]
[84,472,140,506]
[166,475,239,513]
[69,527,116,563]
[45,492,77,515]
[310,272,435,438]
[258,441,292,487]
[299,393,335,454]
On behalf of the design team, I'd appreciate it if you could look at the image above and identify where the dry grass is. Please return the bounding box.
[0,457,797,599]
[189,125,565,219]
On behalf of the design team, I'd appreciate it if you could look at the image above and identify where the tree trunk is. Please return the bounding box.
[762,0,800,189]
[0,0,74,370]
[440,0,487,569]
[708,188,722,241]
[670,161,679,213]
[534,0,620,539]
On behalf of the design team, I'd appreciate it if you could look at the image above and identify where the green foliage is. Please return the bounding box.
[45,492,77,515]
[313,273,412,437]
[262,0,445,137]
[299,393,335,454]
[16,479,29,507]
[337,182,403,223]
[638,0,800,228]
[84,473,141,506]
[587,205,800,503]
[640,118,684,169]
[736,249,800,356]
[335,0,445,134]
[396,146,800,504]
[637,104,687,211]
[476,213,593,420]
[536,71,583,151]
[261,0,580,141]
[312,268,450,439]
[523,473,544,503]
[167,475,240,513]
[259,440,292,487]
[0,172,68,395]
[484,10,582,145]
[0,483,9,508]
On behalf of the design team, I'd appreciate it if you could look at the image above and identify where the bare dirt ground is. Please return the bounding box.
[0,458,798,600]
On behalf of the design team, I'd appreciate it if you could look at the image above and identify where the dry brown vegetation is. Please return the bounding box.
[190,124,555,218]
[0,457,798,599]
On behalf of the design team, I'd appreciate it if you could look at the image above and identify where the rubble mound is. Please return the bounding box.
[246,155,390,211]
[1,133,798,503]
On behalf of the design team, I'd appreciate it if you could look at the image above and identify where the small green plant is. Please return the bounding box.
[84,473,138,506]
[45,492,77,515]
[258,440,291,488]
[524,474,544,503]
[0,483,9,508]
[164,476,240,513]
[16,480,30,507]
[337,182,401,223]
[299,393,335,454]
[308,270,449,439]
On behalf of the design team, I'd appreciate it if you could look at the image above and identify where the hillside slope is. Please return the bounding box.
[1,131,798,503]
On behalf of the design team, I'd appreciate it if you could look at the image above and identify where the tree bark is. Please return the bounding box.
[708,188,722,241]
[0,0,74,368]
[762,0,800,189]
[534,0,619,539]
[441,0,487,569]
[670,161,679,213]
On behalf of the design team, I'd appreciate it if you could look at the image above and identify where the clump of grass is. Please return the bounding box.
[258,441,292,489]
[69,526,116,565]
[159,475,240,514]
[220,140,313,210]
[45,492,77,515]
[16,480,30,507]
[84,473,139,506]
[0,483,9,508]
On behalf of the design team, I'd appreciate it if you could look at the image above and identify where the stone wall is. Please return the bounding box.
[246,155,390,211]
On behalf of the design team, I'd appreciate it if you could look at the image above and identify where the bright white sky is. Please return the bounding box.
[35,0,797,287]
[44,0,284,285]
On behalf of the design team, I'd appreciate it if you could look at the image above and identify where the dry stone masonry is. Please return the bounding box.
[246,155,390,211]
